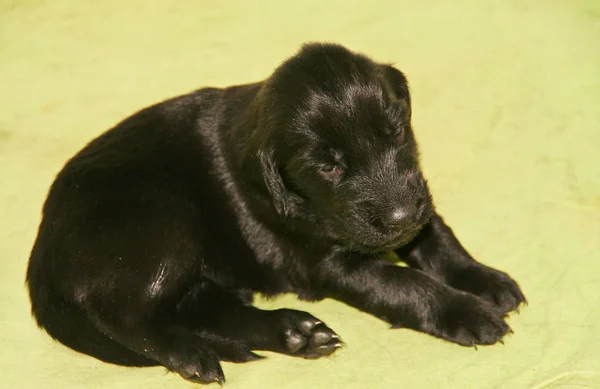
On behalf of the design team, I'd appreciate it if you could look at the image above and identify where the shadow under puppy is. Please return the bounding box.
[26,43,526,384]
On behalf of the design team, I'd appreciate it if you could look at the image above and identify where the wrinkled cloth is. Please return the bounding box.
[1,0,598,387]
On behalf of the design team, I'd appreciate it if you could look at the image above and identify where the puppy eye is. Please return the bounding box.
[394,125,405,141]
[318,165,344,179]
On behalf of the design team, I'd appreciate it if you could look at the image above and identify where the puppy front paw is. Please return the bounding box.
[428,292,511,346]
[447,264,526,314]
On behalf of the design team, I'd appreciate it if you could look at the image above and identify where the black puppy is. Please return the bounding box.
[26,43,526,384]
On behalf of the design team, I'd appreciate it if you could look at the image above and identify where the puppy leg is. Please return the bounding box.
[396,213,526,313]
[83,301,227,384]
[317,255,510,346]
[176,280,343,359]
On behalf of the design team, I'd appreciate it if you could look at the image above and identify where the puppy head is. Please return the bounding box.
[256,43,433,251]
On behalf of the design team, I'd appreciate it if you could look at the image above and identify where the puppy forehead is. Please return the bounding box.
[296,86,398,143]
[289,118,393,171]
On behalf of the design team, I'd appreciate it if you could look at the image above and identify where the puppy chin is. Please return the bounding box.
[337,213,432,253]
[380,229,422,250]
[334,226,419,253]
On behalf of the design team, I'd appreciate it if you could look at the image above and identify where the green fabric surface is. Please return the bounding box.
[1,0,599,388]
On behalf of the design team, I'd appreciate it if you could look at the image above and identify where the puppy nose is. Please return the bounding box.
[384,207,414,227]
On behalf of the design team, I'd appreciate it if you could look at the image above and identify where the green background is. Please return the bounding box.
[1,0,599,388]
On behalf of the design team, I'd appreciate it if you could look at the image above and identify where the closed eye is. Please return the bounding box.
[318,164,344,180]
[394,125,405,142]
[317,147,345,180]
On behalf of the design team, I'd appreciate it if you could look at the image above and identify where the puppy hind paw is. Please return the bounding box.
[169,348,225,384]
[276,310,343,358]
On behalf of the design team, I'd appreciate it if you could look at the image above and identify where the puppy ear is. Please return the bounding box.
[258,148,292,217]
[380,64,411,105]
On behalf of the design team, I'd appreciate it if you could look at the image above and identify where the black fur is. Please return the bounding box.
[26,43,526,384]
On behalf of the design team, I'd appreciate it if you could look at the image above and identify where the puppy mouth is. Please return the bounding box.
[344,207,433,252]
[336,221,423,253]
[370,228,422,251]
